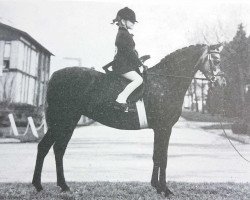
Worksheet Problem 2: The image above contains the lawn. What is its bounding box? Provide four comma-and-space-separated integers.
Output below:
181, 110, 235, 123
0, 182, 249, 200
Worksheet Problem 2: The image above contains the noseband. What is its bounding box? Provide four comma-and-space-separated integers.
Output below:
197, 47, 223, 83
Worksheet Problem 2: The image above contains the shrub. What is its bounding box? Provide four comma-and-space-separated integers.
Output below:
231, 119, 248, 135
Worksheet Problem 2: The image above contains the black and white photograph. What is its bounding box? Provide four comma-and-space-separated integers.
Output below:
0, 0, 250, 199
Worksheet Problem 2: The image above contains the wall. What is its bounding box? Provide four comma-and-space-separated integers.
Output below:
0, 25, 51, 107
0, 40, 50, 106
0, 71, 17, 102
37, 52, 50, 106
16, 39, 39, 105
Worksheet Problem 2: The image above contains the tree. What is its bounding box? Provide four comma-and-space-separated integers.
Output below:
221, 23, 249, 117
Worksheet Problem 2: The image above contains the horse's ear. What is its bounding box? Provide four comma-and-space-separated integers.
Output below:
209, 43, 223, 53
215, 42, 223, 52
217, 43, 224, 52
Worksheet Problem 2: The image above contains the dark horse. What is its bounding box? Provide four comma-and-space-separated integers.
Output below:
32, 44, 226, 196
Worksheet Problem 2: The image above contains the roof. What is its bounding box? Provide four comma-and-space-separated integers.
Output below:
0, 22, 54, 56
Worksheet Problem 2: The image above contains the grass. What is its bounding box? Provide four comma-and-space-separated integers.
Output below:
201, 124, 232, 130
181, 110, 235, 123
0, 182, 249, 200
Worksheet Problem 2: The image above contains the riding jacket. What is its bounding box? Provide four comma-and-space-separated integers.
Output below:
113, 27, 143, 74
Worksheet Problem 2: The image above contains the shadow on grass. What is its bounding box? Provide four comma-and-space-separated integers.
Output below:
201, 124, 232, 130
0, 182, 249, 200
181, 110, 235, 123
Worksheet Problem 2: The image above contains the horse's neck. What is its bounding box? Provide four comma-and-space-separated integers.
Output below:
149, 45, 203, 97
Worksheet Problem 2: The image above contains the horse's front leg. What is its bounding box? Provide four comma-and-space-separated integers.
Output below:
151, 127, 173, 197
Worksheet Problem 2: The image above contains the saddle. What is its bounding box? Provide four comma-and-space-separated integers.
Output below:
102, 55, 150, 104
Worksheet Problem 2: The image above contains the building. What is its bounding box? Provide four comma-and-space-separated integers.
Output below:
183, 74, 210, 113
0, 22, 53, 107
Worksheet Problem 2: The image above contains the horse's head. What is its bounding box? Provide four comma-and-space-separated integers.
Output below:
197, 43, 227, 87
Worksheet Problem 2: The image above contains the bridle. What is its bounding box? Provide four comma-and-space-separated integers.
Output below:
197, 46, 224, 84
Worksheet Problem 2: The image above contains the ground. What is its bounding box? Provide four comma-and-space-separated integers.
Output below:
0, 117, 249, 183
1, 182, 249, 200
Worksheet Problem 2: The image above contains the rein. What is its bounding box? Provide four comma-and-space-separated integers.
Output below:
146, 72, 215, 81
211, 89, 250, 163
145, 47, 221, 83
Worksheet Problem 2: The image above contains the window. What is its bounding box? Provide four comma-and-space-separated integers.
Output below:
4, 42, 11, 58
3, 60, 10, 69
3, 42, 11, 69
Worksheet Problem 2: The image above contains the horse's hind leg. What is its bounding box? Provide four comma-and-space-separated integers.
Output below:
52, 111, 81, 191
32, 129, 55, 191
53, 125, 75, 192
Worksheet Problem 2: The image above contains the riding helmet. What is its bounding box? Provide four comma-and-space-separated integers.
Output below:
112, 7, 138, 24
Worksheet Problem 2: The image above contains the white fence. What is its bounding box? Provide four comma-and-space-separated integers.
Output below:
7, 114, 94, 142
8, 113, 46, 142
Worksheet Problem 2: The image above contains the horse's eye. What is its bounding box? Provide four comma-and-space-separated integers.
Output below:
211, 53, 220, 60
214, 59, 220, 65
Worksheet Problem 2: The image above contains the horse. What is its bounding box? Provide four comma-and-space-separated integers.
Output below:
32, 43, 226, 197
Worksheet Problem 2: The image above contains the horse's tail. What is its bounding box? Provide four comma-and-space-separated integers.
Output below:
44, 71, 58, 129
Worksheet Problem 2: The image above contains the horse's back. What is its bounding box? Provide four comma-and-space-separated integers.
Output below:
47, 67, 100, 104
45, 66, 120, 113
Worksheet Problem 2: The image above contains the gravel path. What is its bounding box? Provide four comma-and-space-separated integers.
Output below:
0, 119, 250, 183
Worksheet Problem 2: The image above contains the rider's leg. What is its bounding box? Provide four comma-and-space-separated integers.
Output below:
116, 71, 143, 103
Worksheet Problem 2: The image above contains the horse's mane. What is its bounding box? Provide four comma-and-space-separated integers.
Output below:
151, 44, 205, 74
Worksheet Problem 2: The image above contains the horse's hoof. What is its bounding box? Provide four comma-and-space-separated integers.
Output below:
60, 185, 71, 192
151, 181, 162, 194
151, 181, 158, 189
164, 188, 174, 197
157, 189, 162, 194
32, 182, 43, 192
